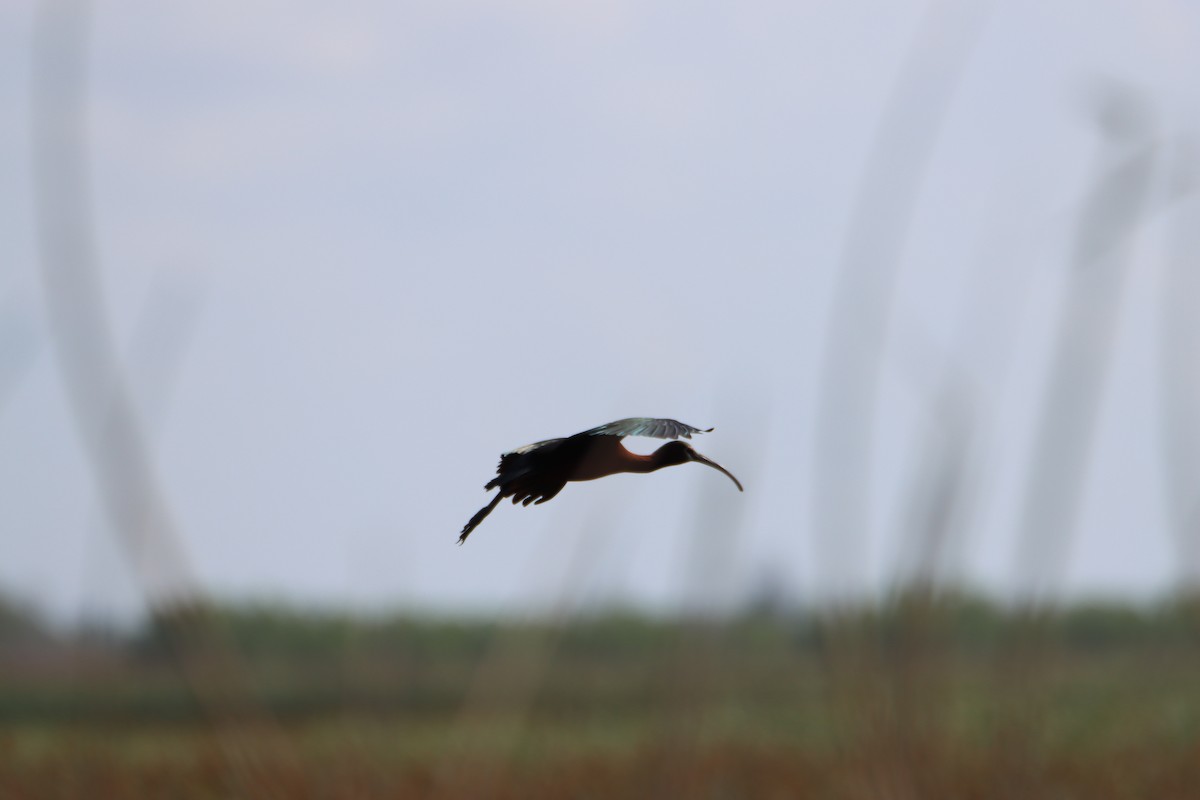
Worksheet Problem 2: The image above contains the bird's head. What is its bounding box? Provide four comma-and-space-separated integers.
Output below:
654, 441, 744, 492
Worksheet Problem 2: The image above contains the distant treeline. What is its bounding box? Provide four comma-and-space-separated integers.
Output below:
3, 589, 1199, 658
2, 589, 1198, 724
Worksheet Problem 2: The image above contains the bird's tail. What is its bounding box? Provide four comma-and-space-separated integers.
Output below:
459, 492, 503, 545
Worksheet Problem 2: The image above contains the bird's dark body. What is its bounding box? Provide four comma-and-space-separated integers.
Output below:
488, 435, 651, 502
459, 418, 743, 544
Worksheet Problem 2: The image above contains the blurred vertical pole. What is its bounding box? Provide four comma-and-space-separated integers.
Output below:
885, 374, 975, 799
1011, 90, 1156, 607
31, 3, 295, 794
893, 374, 974, 594
1159, 141, 1200, 594
678, 389, 768, 620
811, 0, 990, 604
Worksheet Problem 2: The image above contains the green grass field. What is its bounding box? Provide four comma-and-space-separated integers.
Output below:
2, 597, 1199, 798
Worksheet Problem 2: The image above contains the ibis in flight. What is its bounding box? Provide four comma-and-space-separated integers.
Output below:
458, 417, 743, 544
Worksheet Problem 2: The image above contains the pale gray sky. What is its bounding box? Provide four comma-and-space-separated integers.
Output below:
3, 1, 1200, 624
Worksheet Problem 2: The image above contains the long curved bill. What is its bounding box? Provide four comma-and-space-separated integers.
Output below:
691, 452, 744, 492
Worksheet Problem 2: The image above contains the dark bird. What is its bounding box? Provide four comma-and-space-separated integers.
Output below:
459, 418, 743, 544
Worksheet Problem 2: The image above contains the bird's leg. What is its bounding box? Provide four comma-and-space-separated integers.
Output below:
459, 492, 504, 545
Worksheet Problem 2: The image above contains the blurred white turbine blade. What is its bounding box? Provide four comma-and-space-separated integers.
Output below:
31, 0, 197, 608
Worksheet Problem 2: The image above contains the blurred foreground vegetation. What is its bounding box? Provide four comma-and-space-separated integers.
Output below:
2, 591, 1199, 798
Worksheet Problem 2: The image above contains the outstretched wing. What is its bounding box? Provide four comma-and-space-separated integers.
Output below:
508, 437, 562, 455
581, 417, 712, 440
